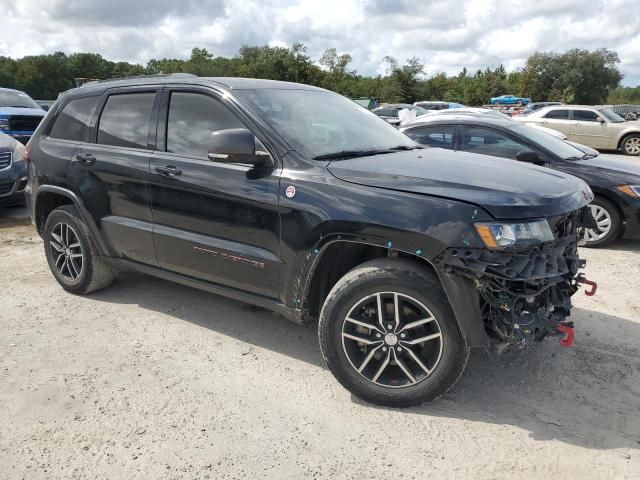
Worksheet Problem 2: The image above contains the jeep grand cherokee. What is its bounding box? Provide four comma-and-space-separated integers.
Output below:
26, 74, 594, 407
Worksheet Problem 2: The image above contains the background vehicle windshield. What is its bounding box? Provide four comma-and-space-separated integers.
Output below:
0, 90, 40, 109
236, 89, 415, 158
598, 108, 625, 123
509, 123, 588, 159
411, 105, 429, 116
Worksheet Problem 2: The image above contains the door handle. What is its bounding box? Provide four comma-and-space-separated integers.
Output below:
76, 153, 96, 165
155, 165, 182, 177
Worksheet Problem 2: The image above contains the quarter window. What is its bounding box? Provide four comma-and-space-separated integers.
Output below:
459, 126, 532, 159
97, 92, 155, 149
49, 96, 100, 142
405, 125, 454, 149
543, 109, 569, 120
166, 92, 244, 158
573, 110, 600, 122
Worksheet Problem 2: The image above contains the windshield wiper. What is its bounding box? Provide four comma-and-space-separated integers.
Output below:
389, 145, 423, 150
312, 145, 423, 160
312, 149, 395, 160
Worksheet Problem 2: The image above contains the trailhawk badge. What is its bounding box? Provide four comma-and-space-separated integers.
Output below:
285, 185, 296, 198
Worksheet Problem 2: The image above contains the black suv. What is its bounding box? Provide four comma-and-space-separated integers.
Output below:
26, 74, 595, 407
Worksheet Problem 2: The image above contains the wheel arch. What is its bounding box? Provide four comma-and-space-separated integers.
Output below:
617, 131, 640, 151
300, 238, 489, 349
34, 186, 109, 255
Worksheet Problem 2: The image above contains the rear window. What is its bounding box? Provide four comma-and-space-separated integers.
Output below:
49, 96, 100, 142
97, 93, 155, 149
543, 109, 569, 120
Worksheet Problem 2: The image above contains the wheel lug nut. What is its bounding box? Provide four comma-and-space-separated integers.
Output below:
387, 324, 393, 330
397, 347, 403, 352
400, 333, 406, 338
376, 333, 382, 338
382, 347, 387, 352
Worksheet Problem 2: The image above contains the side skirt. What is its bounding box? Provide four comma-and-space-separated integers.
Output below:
110, 258, 303, 324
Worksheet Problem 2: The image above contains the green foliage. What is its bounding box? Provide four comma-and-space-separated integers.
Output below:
607, 86, 640, 104
0, 44, 629, 105
519, 49, 622, 104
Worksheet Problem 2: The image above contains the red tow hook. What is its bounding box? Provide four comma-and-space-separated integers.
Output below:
577, 274, 598, 296
556, 324, 575, 347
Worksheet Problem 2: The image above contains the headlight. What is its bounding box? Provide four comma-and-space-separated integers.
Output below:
617, 185, 640, 198
474, 219, 554, 249
0, 118, 9, 130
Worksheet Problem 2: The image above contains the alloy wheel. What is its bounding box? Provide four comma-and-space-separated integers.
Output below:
584, 205, 612, 243
341, 292, 443, 388
624, 137, 640, 155
49, 222, 84, 281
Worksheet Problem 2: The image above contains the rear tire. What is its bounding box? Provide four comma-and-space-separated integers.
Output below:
318, 259, 468, 407
621, 134, 640, 156
583, 197, 622, 248
43, 205, 115, 294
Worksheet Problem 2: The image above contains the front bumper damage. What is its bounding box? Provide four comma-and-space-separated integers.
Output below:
435, 208, 595, 351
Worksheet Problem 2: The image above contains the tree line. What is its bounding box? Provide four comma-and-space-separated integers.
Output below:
0, 44, 634, 105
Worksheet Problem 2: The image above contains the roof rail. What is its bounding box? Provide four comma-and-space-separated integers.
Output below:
81, 73, 197, 87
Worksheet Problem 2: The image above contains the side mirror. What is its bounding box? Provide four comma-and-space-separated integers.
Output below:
41, 105, 50, 112
597, 117, 605, 123
516, 149, 544, 165
208, 128, 273, 168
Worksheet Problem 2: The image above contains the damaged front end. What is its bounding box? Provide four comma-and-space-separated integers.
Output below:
436, 208, 596, 351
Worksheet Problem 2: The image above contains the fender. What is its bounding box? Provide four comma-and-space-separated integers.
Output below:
293, 233, 490, 349
34, 185, 110, 256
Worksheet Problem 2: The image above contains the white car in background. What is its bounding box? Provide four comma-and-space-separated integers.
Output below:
515, 105, 640, 155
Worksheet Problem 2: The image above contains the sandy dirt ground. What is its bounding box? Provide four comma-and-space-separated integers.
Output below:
1, 194, 640, 479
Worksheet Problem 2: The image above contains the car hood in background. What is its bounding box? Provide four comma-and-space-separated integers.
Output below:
0, 106, 46, 117
564, 155, 640, 185
327, 149, 591, 219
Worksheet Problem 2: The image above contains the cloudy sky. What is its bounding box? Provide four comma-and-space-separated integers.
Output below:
3, 0, 640, 85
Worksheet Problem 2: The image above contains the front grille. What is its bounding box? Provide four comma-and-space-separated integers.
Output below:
8, 115, 43, 132
0, 151, 11, 169
0, 182, 13, 195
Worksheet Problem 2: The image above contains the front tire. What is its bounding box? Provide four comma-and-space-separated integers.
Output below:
318, 259, 468, 407
43, 205, 115, 294
621, 134, 640, 156
583, 197, 622, 247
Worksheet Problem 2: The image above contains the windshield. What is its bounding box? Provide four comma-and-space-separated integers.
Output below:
0, 90, 40, 109
598, 108, 625, 123
411, 106, 429, 116
509, 123, 588, 160
236, 89, 416, 158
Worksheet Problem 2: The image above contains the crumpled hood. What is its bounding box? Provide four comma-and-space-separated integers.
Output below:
0, 106, 46, 117
327, 149, 592, 219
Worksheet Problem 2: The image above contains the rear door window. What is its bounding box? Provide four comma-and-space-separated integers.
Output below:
543, 109, 569, 120
405, 125, 455, 149
49, 96, 100, 142
97, 92, 155, 149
